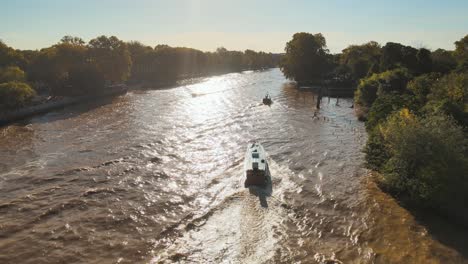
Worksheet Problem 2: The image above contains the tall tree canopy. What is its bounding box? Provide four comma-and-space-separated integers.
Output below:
280, 32, 330, 83
87, 35, 132, 83
431, 49, 457, 74
27, 38, 88, 94
1, 35, 279, 105
454, 34, 468, 62
379, 42, 432, 74
59, 36, 85, 46
128, 44, 277, 84
340, 41, 381, 81
0, 41, 26, 69
0, 66, 26, 83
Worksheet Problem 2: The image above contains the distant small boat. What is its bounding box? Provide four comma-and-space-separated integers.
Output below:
244, 142, 270, 187
262, 94, 272, 105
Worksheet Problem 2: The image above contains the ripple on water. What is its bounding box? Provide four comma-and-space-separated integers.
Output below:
0, 69, 466, 263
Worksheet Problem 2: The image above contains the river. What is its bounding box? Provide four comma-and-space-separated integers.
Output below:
0, 68, 466, 264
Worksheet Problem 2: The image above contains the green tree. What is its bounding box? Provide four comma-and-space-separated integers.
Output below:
354, 77, 380, 107
355, 68, 412, 107
0, 40, 26, 68
59, 36, 85, 46
0, 82, 36, 109
127, 41, 152, 58
88, 35, 132, 83
54, 41, 87, 69
364, 127, 389, 172
127, 41, 155, 82
431, 49, 457, 74
424, 72, 468, 127
366, 92, 416, 130
379, 42, 431, 74
376, 67, 412, 94
27, 47, 64, 90
380, 42, 405, 71
0, 66, 26, 83
142, 46, 179, 84
340, 41, 381, 81
378, 110, 468, 220
416, 48, 432, 74
407, 73, 441, 105
280, 32, 331, 83
454, 34, 468, 62
28, 40, 87, 94
244, 49, 258, 69
65, 64, 105, 96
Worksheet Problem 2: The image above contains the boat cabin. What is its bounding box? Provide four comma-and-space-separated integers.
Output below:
244, 143, 268, 187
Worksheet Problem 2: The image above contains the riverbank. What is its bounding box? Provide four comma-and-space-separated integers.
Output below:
0, 69, 276, 127
0, 85, 127, 126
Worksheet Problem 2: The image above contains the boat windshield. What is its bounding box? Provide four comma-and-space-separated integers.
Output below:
252, 153, 260, 158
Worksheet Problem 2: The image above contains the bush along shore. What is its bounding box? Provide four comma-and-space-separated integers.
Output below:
354, 39, 468, 224
280, 32, 467, 224
0, 35, 280, 124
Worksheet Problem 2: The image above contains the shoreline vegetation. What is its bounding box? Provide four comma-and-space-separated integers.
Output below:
280, 32, 468, 225
0, 84, 127, 126
2, 32, 467, 226
0, 35, 280, 124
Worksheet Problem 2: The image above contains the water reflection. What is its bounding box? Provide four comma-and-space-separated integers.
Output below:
0, 69, 466, 263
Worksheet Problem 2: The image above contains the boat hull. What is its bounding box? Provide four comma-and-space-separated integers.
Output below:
244, 163, 269, 187
262, 98, 272, 105
244, 142, 269, 188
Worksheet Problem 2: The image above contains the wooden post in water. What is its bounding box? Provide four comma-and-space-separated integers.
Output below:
316, 86, 322, 109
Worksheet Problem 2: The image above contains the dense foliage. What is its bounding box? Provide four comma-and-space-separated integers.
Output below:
423, 72, 468, 126
0, 65, 35, 110
370, 110, 467, 220
0, 36, 279, 110
128, 43, 278, 85
278, 31, 468, 222
280, 33, 331, 83
355, 68, 412, 108
0, 81, 36, 109
2, 31, 468, 223
0, 41, 27, 69
0, 66, 26, 83
61, 65, 105, 96
88, 36, 132, 83
354, 34, 468, 223
340, 41, 381, 82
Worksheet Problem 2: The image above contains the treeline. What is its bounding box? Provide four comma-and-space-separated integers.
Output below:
281, 32, 468, 223
280, 32, 465, 86
128, 44, 279, 85
0, 35, 279, 111
356, 36, 467, 223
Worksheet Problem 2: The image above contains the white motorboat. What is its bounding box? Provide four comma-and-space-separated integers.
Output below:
244, 142, 269, 187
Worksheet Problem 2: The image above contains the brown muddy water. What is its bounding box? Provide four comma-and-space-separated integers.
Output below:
0, 69, 467, 264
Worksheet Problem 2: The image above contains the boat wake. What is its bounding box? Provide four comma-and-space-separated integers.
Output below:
150, 158, 302, 263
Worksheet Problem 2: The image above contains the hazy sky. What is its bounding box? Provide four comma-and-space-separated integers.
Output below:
1, 0, 467, 53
